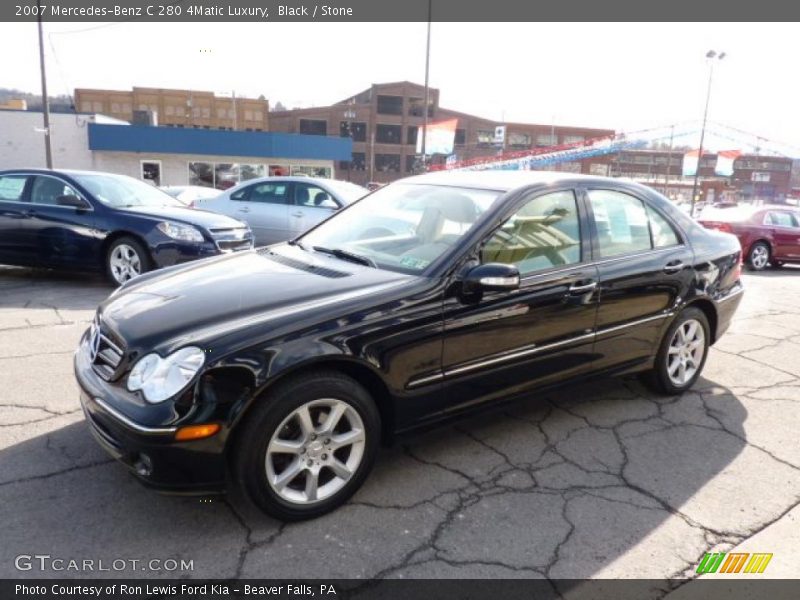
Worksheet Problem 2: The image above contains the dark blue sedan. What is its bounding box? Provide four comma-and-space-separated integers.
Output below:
0, 169, 253, 285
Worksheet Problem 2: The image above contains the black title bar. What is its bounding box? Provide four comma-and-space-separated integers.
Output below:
4, 0, 800, 22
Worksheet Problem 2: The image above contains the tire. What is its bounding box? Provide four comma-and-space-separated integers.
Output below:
232, 371, 380, 521
640, 307, 711, 395
746, 241, 770, 271
105, 236, 152, 286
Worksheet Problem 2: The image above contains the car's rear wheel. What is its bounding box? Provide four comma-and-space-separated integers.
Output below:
106, 236, 151, 286
746, 241, 770, 271
232, 371, 380, 520
640, 307, 710, 395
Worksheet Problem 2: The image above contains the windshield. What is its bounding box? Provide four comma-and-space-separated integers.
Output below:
299, 183, 502, 274
72, 173, 184, 209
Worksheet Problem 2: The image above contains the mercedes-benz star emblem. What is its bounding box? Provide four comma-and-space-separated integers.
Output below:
89, 327, 101, 363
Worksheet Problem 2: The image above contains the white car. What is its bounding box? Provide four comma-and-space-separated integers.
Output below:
195, 176, 367, 246
160, 185, 221, 207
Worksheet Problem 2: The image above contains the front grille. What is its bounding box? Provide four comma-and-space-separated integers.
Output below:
89, 322, 125, 381
210, 227, 253, 253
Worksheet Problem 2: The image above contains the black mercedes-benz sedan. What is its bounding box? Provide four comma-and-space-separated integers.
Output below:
74, 171, 744, 520
0, 169, 253, 285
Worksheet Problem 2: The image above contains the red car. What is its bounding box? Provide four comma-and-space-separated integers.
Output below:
698, 205, 800, 271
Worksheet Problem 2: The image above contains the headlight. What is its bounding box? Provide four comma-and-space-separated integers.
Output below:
156, 221, 205, 243
127, 346, 205, 404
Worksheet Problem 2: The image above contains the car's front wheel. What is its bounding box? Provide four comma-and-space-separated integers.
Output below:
106, 236, 151, 286
233, 371, 380, 520
641, 307, 710, 395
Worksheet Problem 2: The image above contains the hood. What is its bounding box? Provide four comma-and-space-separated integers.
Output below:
98, 245, 415, 355
119, 205, 246, 230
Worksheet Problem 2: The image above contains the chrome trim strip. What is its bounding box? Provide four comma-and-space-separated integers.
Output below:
99, 333, 123, 357
443, 331, 597, 380
406, 372, 445, 388
715, 285, 745, 304
93, 397, 177, 435
593, 245, 685, 266
595, 312, 673, 337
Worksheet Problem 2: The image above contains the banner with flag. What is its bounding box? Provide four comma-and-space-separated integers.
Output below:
714, 150, 742, 176
682, 150, 699, 177
416, 118, 458, 155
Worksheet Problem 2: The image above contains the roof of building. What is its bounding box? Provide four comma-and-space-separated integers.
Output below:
86, 123, 351, 160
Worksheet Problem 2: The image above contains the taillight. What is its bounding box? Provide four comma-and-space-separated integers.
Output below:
700, 221, 733, 233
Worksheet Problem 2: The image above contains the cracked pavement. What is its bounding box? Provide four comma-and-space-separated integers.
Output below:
1, 264, 799, 588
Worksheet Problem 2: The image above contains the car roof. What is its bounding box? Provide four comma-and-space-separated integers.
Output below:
399, 169, 603, 192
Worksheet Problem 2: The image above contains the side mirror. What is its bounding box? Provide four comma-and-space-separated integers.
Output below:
463, 263, 520, 293
57, 194, 90, 209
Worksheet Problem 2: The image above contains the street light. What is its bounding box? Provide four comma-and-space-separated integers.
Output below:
690, 50, 726, 217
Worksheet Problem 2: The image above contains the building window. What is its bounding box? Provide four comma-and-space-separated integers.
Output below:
455, 129, 466, 145
140, 160, 162, 186
535, 133, 556, 147
376, 95, 403, 115
269, 165, 290, 176
562, 134, 585, 144
405, 155, 422, 173
408, 97, 434, 117
254, 111, 263, 121
122, 103, 131, 113
477, 130, 495, 146
189, 162, 214, 188
111, 102, 121, 113
202, 107, 211, 119
291, 165, 332, 178
92, 101, 103, 112
508, 132, 531, 149
299, 119, 328, 136
406, 126, 418, 146
375, 153, 401, 173
340, 121, 367, 142
351, 152, 366, 171
80, 101, 92, 112
244, 110, 254, 121
376, 124, 402, 144
216, 107, 227, 118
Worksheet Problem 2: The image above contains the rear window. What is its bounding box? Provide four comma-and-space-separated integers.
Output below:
0, 175, 27, 201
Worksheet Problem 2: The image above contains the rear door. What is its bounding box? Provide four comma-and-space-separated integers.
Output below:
289, 182, 340, 236
765, 210, 800, 261
231, 181, 291, 246
438, 188, 599, 412
27, 174, 98, 268
587, 188, 693, 370
0, 173, 34, 264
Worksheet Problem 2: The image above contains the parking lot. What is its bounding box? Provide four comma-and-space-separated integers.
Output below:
1, 264, 799, 583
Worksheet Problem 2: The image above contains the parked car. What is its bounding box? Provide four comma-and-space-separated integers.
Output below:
75, 171, 744, 520
195, 176, 367, 246
0, 169, 253, 285
697, 204, 800, 270
159, 185, 220, 207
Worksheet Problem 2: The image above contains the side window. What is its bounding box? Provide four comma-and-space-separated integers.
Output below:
481, 190, 581, 275
295, 184, 337, 209
230, 186, 249, 201
767, 212, 797, 228
0, 175, 28, 202
646, 206, 680, 247
248, 183, 289, 205
588, 190, 651, 257
30, 177, 81, 206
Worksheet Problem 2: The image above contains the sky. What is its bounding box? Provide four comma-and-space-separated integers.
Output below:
2, 21, 799, 155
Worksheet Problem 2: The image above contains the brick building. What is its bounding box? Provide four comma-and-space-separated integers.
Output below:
268, 81, 615, 186
74, 87, 269, 131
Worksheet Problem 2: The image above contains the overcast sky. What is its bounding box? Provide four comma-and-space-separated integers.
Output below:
2, 22, 798, 155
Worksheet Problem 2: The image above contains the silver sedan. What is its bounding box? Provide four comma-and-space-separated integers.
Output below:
195, 176, 367, 246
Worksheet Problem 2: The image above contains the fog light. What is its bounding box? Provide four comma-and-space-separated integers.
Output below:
134, 453, 153, 477
175, 423, 221, 441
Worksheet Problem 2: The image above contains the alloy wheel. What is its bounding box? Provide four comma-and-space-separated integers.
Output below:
109, 244, 142, 284
265, 398, 366, 505
750, 245, 769, 270
666, 318, 706, 386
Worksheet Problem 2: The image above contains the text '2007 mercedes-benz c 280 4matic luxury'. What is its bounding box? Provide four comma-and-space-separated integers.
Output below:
75, 171, 744, 520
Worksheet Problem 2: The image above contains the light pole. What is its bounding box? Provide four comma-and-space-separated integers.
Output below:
690, 50, 726, 217
36, 0, 53, 168
419, 0, 432, 170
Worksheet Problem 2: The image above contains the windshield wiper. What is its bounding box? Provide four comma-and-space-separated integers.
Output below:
313, 246, 377, 268
287, 239, 306, 250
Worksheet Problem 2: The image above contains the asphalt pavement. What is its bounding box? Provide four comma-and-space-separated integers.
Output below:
1, 264, 799, 587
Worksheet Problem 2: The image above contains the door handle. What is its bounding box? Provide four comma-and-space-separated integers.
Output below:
291, 211, 304, 218
663, 260, 684, 274
238, 207, 250, 213
568, 281, 597, 294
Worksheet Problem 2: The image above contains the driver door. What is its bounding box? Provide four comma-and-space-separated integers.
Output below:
440, 188, 599, 410
290, 182, 340, 237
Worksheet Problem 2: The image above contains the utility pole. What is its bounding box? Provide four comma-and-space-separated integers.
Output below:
664, 124, 675, 198
690, 50, 725, 217
232, 90, 237, 130
36, 0, 53, 168
419, 0, 432, 169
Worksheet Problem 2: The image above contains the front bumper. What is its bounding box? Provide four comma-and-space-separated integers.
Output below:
149, 237, 254, 268
74, 332, 227, 494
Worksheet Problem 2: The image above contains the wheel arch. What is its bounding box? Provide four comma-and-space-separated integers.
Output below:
100, 230, 153, 269
684, 298, 719, 344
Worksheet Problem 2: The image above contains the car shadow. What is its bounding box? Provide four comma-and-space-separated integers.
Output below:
0, 373, 749, 584
0, 266, 112, 311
